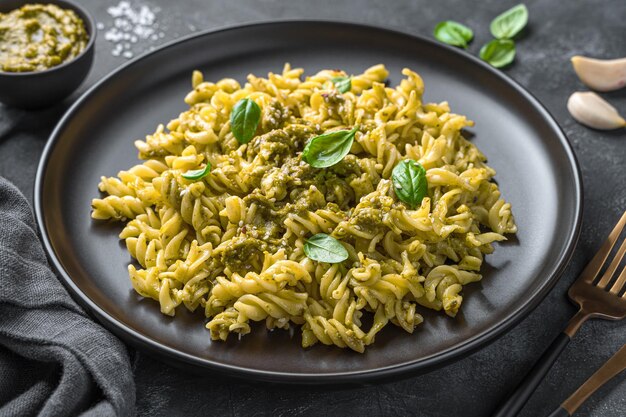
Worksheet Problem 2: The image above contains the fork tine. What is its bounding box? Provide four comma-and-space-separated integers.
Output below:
596, 236, 626, 289
581, 211, 626, 284
609, 265, 626, 295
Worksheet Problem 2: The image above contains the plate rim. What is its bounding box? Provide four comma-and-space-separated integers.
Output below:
34, 19, 583, 383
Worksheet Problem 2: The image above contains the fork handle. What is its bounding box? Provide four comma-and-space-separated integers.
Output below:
546, 407, 570, 417
492, 332, 571, 417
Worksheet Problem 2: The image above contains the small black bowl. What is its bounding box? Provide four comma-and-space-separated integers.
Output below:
0, 0, 96, 109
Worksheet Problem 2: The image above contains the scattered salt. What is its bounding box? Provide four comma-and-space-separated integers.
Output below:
101, 1, 165, 59
111, 44, 123, 57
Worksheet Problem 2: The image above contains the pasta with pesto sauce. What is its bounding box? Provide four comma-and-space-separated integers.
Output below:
91, 64, 516, 352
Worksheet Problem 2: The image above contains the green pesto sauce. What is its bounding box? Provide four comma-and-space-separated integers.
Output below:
0, 3, 89, 72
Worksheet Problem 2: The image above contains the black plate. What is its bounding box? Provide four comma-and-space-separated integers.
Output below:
34, 21, 582, 383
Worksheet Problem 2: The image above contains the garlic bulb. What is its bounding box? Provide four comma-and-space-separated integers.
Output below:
571, 56, 626, 92
567, 92, 626, 130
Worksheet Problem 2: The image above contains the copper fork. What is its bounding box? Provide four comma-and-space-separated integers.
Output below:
493, 210, 626, 417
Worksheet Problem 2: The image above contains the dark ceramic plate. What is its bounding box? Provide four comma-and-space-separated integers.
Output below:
35, 21, 582, 383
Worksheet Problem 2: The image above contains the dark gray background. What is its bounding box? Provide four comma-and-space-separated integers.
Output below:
1, 0, 624, 416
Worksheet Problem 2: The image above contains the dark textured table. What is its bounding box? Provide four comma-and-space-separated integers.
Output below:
1, 0, 625, 416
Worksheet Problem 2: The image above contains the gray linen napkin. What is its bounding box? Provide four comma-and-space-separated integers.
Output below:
0, 177, 135, 416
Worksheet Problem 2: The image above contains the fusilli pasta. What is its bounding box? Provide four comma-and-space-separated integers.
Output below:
92, 64, 516, 352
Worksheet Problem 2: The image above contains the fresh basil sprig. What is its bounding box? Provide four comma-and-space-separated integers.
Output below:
479, 39, 516, 68
490, 4, 528, 39
433, 21, 474, 49
302, 126, 358, 168
331, 76, 352, 93
181, 162, 211, 180
304, 233, 349, 263
392, 160, 428, 209
230, 98, 261, 144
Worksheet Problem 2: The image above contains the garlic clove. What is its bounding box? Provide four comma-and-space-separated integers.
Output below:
571, 56, 626, 92
567, 91, 626, 130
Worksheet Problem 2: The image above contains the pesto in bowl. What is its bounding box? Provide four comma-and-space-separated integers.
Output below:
0, 3, 89, 72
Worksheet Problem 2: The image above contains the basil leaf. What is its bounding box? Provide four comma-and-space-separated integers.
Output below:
302, 126, 358, 168
230, 98, 261, 144
490, 4, 528, 39
479, 39, 516, 68
331, 76, 352, 93
304, 233, 349, 263
433, 21, 474, 48
392, 160, 428, 209
181, 162, 211, 180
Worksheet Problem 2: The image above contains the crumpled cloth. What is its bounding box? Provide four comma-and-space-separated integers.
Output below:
0, 177, 135, 416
